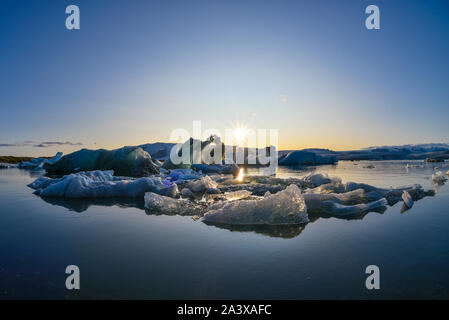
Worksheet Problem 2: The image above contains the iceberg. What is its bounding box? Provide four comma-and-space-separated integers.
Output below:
162, 137, 218, 170
203, 184, 308, 225
44, 147, 159, 177
278, 150, 337, 166
138, 142, 175, 161
28, 170, 177, 198
18, 152, 62, 170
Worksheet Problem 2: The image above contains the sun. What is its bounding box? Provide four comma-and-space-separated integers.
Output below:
234, 127, 247, 142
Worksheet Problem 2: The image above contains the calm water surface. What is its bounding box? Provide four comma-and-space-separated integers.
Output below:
1, 161, 449, 299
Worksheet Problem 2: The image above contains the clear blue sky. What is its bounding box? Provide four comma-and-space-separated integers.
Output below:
1, 0, 448, 156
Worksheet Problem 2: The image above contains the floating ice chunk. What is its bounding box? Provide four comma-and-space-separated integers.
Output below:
306, 181, 348, 194
432, 171, 447, 184
224, 190, 252, 201
187, 175, 218, 193
18, 152, 62, 170
28, 170, 176, 198
304, 179, 433, 211
219, 183, 284, 196
203, 184, 308, 225
402, 191, 413, 208
29, 170, 114, 190
303, 173, 341, 188
180, 188, 195, 199
0, 163, 17, 169
303, 189, 376, 214
191, 163, 239, 175
166, 168, 204, 184
205, 188, 221, 194
144, 192, 204, 215
44, 147, 158, 177
316, 198, 388, 216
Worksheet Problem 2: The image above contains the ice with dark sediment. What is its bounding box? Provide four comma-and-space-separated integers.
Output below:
312, 198, 389, 216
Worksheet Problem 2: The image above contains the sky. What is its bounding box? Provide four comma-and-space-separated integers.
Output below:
1, 0, 449, 156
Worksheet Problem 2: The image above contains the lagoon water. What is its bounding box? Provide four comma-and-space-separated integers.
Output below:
1, 161, 449, 299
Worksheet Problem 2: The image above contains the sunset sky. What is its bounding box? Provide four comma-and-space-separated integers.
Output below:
1, 0, 449, 156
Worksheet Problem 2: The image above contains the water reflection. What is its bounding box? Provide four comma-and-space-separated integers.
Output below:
40, 196, 145, 213
310, 206, 388, 221
38, 194, 390, 239
203, 222, 306, 239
